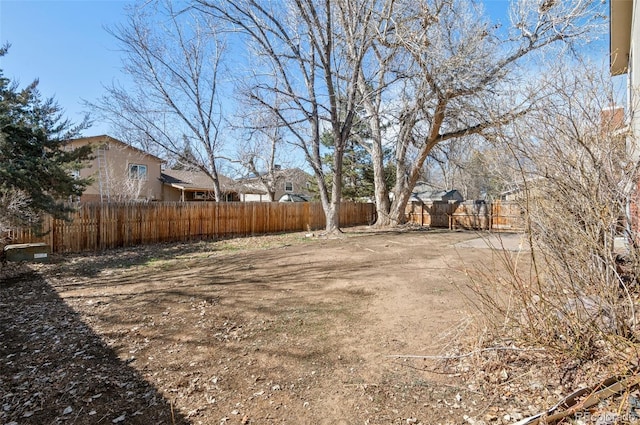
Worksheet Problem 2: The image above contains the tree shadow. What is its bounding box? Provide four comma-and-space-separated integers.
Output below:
0, 270, 190, 425
48, 227, 431, 279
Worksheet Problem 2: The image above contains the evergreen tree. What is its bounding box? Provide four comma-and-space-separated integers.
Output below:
311, 132, 395, 202
0, 45, 92, 232
311, 97, 394, 202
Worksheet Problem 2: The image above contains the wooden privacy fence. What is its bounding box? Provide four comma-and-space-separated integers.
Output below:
407, 200, 525, 231
10, 201, 376, 253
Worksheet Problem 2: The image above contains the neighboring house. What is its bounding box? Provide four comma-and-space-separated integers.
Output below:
236, 167, 314, 202
498, 177, 546, 201
611, 0, 638, 145
67, 135, 164, 202
500, 186, 526, 202
611, 0, 640, 237
161, 169, 239, 202
410, 183, 464, 203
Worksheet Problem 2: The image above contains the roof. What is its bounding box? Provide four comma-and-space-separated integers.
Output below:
236, 167, 313, 195
237, 167, 312, 183
411, 186, 463, 202
610, 0, 633, 75
161, 169, 237, 192
278, 193, 311, 202
237, 178, 269, 194
68, 135, 165, 163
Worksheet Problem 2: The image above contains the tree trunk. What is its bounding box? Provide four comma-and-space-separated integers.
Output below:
207, 154, 224, 202
211, 178, 223, 202
325, 142, 345, 233
370, 143, 391, 227
387, 187, 413, 226
325, 203, 341, 233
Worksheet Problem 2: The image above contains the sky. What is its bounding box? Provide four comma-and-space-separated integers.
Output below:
0, 0, 130, 135
0, 0, 612, 139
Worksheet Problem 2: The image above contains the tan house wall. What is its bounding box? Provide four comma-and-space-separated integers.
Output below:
162, 186, 183, 202
239, 168, 313, 202
68, 135, 164, 202
240, 193, 271, 202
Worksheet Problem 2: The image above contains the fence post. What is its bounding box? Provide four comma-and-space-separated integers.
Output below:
95, 203, 101, 250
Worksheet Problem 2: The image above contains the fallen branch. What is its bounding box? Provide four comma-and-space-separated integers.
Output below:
513, 369, 640, 425
387, 346, 546, 360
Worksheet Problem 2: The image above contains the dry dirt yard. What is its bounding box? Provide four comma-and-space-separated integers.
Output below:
2, 228, 545, 425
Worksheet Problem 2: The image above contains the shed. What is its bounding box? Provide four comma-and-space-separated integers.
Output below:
278, 193, 311, 202
410, 184, 464, 203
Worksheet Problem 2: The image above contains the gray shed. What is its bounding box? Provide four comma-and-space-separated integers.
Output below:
410, 184, 464, 203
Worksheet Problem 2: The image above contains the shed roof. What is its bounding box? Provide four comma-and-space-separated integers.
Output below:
278, 193, 311, 202
411, 186, 463, 202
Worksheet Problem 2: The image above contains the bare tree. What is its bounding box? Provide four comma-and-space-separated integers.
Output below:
0, 188, 39, 246
103, 162, 147, 202
237, 131, 281, 202
356, 0, 604, 226
423, 138, 516, 200
194, 0, 376, 232
232, 92, 298, 201
421, 140, 471, 195
89, 0, 229, 201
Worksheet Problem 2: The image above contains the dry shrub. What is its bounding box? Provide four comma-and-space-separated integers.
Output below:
471, 63, 640, 367
0, 187, 40, 246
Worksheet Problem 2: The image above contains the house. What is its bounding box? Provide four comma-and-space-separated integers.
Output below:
611, 1, 640, 150
498, 176, 547, 201
611, 0, 640, 237
236, 167, 314, 202
67, 135, 164, 202
161, 169, 239, 202
69, 135, 240, 203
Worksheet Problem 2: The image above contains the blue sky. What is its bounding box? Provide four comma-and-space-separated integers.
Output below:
0, 0, 611, 138
0, 0, 130, 135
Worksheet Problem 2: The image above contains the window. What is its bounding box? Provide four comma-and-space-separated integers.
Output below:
70, 170, 81, 179
128, 164, 147, 180
284, 181, 293, 192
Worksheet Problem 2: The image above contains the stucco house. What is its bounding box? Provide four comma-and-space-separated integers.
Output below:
69, 135, 239, 203
161, 169, 239, 202
611, 1, 640, 144
611, 0, 636, 120
67, 135, 164, 202
611, 0, 640, 237
236, 167, 314, 202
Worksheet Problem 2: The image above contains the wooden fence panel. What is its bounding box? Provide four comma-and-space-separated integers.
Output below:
491, 201, 525, 231
451, 201, 490, 230
7, 201, 375, 253
407, 200, 524, 232
6, 200, 525, 254
407, 201, 455, 227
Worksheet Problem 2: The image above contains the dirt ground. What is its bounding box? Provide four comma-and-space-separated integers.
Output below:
1, 228, 545, 425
